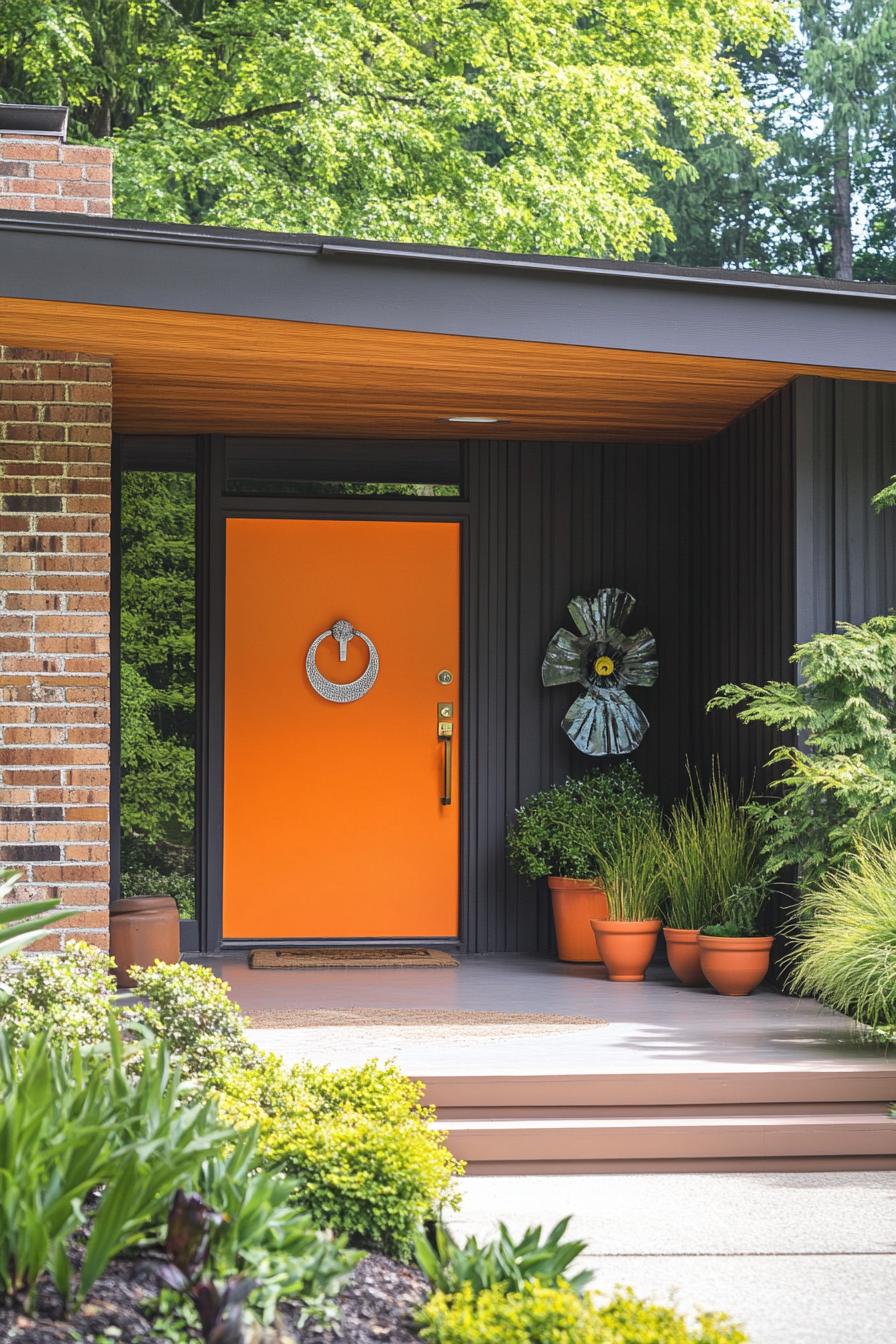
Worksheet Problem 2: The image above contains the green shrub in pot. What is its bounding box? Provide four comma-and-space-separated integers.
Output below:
699, 883, 774, 997
505, 762, 659, 880
701, 882, 768, 938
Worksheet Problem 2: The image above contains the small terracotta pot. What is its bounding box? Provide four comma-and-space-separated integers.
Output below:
698, 933, 774, 997
590, 918, 662, 982
548, 877, 609, 963
110, 895, 180, 989
663, 927, 708, 987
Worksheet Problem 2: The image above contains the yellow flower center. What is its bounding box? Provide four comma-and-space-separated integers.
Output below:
594, 655, 615, 677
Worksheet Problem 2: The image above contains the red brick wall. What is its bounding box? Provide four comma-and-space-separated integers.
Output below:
0, 347, 113, 949
0, 138, 112, 215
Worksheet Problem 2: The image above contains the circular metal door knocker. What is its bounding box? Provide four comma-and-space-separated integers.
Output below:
305, 618, 379, 703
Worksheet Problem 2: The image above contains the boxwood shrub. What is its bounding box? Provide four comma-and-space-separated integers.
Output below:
0, 940, 116, 1048
215, 1054, 462, 1260
505, 762, 660, 881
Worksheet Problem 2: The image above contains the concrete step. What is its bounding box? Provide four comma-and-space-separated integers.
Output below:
421, 1066, 896, 1173
439, 1108, 896, 1173
419, 1065, 896, 1110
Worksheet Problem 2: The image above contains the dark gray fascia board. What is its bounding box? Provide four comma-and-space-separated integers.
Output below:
1, 211, 894, 373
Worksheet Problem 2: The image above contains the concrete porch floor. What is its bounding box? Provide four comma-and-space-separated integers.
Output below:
199, 952, 888, 1078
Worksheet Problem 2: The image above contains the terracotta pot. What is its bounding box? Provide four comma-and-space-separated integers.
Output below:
548, 877, 608, 963
663, 927, 708, 987
698, 933, 774, 997
590, 918, 661, 982
110, 895, 180, 989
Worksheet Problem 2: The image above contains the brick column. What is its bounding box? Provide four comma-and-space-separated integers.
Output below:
0, 139, 112, 215
0, 348, 113, 949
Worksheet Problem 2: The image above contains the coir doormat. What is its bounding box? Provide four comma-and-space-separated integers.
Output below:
247, 947, 459, 970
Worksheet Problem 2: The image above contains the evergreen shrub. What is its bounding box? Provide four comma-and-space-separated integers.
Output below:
506, 762, 659, 881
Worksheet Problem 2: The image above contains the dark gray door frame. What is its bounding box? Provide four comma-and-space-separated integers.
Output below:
199, 439, 472, 953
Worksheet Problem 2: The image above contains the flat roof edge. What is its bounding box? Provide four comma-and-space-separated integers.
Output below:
0, 210, 894, 304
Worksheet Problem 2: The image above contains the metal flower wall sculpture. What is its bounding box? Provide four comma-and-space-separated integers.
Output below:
542, 590, 658, 756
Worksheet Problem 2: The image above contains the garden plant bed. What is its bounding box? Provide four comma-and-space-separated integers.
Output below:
0, 1250, 430, 1343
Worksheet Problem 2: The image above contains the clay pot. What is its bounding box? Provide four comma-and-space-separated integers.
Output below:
698, 933, 774, 997
110, 895, 180, 989
663, 927, 708, 987
548, 877, 609, 963
590, 918, 662, 982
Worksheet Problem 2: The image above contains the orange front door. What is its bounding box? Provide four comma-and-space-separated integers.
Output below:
222, 518, 460, 939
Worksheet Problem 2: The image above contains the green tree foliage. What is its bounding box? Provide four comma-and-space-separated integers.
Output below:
119, 472, 195, 877
0, 0, 784, 258
649, 2, 896, 279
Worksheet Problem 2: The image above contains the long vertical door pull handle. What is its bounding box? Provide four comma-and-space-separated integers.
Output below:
437, 701, 454, 806
441, 735, 453, 806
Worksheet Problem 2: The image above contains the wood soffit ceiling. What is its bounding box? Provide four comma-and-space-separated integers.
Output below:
2, 295, 895, 442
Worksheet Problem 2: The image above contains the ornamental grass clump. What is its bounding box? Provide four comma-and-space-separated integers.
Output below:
662, 766, 760, 931
600, 817, 665, 922
786, 839, 896, 1037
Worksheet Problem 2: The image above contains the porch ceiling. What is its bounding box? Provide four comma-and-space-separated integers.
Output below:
2, 295, 895, 442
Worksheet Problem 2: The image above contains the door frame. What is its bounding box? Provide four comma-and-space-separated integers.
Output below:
200, 438, 472, 952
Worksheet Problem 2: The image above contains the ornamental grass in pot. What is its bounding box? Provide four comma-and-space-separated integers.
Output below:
590, 819, 665, 981
698, 883, 773, 996
506, 763, 659, 963
661, 765, 759, 987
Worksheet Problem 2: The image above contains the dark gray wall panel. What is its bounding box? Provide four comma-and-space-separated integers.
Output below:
464, 439, 691, 954
461, 396, 797, 953
794, 377, 896, 637
685, 385, 795, 793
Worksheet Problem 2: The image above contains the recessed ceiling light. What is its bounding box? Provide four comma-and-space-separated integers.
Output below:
442, 415, 503, 424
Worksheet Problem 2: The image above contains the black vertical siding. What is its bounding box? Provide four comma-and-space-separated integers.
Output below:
463, 395, 799, 954
794, 376, 896, 635
464, 439, 691, 954
685, 385, 795, 793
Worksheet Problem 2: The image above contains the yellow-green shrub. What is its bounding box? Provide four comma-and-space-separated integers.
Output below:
417, 1281, 604, 1343
215, 1054, 462, 1259
0, 940, 116, 1048
597, 1289, 747, 1343
417, 1283, 747, 1344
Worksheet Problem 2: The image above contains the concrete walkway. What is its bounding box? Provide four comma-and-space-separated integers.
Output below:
447, 1171, 896, 1344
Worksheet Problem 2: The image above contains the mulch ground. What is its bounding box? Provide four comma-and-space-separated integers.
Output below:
0, 1252, 430, 1344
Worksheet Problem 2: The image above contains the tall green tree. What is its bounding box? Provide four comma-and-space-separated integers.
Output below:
0, 0, 785, 258
119, 472, 196, 876
650, 2, 896, 279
